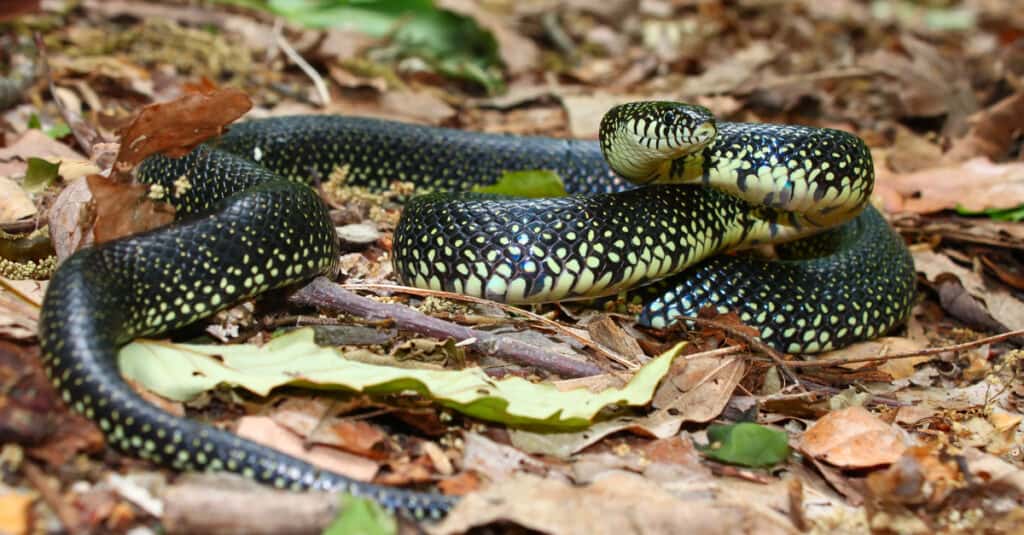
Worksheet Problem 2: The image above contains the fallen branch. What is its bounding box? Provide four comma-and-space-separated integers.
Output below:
340, 282, 637, 370
163, 475, 337, 535
291, 277, 602, 378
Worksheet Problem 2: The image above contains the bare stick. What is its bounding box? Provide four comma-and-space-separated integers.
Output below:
291, 277, 602, 377
273, 20, 330, 107
23, 462, 83, 535
341, 282, 639, 370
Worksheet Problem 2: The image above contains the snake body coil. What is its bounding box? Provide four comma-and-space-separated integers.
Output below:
39, 103, 916, 519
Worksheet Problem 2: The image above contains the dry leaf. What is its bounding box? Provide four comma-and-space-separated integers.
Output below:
946, 91, 1024, 162
234, 416, 379, 482
0, 278, 44, 339
114, 88, 252, 170
270, 398, 392, 460
0, 177, 35, 222
652, 352, 746, 423
798, 406, 907, 468
461, 432, 553, 481
87, 175, 176, 245
881, 125, 944, 174
817, 337, 930, 380
430, 472, 798, 535
864, 445, 961, 505
876, 158, 1024, 214
508, 411, 685, 459
0, 129, 87, 177
914, 249, 1024, 331
687, 42, 777, 95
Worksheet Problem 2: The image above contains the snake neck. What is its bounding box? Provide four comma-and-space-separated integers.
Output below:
649, 122, 874, 230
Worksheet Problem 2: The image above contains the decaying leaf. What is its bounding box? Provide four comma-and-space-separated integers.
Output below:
114, 88, 252, 171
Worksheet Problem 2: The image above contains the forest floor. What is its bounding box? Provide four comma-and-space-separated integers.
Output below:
0, 0, 1022, 533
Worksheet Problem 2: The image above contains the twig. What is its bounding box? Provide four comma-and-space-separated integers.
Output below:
341, 282, 639, 370
786, 328, 1024, 369
272, 20, 330, 107
163, 475, 338, 535
23, 462, 83, 535
291, 277, 602, 377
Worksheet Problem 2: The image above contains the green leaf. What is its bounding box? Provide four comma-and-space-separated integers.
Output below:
224, 0, 503, 92
322, 495, 397, 535
955, 203, 1024, 222
699, 422, 791, 467
472, 170, 567, 198
23, 158, 60, 193
45, 122, 71, 139
119, 328, 684, 430
27, 113, 41, 130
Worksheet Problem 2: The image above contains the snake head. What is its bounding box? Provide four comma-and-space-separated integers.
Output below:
600, 101, 717, 184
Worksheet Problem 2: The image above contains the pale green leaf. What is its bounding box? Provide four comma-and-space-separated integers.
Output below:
322, 495, 396, 535
119, 328, 683, 430
472, 170, 567, 198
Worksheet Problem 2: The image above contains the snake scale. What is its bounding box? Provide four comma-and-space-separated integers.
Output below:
38, 102, 916, 519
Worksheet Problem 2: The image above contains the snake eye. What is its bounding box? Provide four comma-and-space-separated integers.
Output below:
661, 110, 677, 124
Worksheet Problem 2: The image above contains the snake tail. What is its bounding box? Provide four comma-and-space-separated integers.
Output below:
39, 148, 456, 519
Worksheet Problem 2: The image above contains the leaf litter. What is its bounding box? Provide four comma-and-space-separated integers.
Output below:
0, 1, 1023, 533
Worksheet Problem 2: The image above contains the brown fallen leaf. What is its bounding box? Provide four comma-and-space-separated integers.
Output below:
0, 281, 42, 340
880, 124, 944, 174
234, 415, 380, 482
875, 158, 1024, 214
0, 340, 105, 466
651, 350, 746, 423
114, 87, 252, 172
435, 471, 481, 497
461, 431, 554, 481
430, 472, 798, 535
508, 411, 685, 459
945, 91, 1024, 163
980, 252, 1024, 290
584, 314, 646, 365
0, 128, 87, 178
914, 249, 1024, 332
87, 174, 175, 245
817, 337, 931, 381
797, 406, 907, 468
0, 177, 35, 222
269, 397, 393, 461
865, 445, 962, 506
691, 42, 778, 96
858, 35, 975, 132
